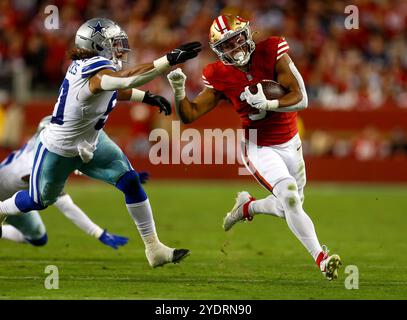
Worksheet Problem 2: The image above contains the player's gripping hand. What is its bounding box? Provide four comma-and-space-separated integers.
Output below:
142, 91, 172, 116
166, 42, 202, 66
243, 83, 268, 109
98, 230, 129, 250
167, 68, 187, 100
138, 171, 150, 184
243, 83, 279, 111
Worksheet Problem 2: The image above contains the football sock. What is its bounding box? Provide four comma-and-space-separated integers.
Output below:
1, 225, 26, 243
249, 195, 285, 218
273, 178, 322, 261
54, 194, 104, 238
126, 199, 160, 249
0, 193, 20, 215
1, 190, 46, 215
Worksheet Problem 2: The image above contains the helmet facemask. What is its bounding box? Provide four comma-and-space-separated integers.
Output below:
101, 32, 130, 71
211, 24, 255, 67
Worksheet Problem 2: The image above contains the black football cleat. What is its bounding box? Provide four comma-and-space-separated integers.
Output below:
172, 249, 190, 264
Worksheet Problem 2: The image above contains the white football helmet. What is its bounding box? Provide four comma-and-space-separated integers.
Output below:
75, 17, 130, 70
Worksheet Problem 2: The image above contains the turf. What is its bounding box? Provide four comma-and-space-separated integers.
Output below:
0, 180, 406, 299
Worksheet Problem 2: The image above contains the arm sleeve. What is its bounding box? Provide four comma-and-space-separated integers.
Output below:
99, 55, 170, 91
273, 61, 308, 112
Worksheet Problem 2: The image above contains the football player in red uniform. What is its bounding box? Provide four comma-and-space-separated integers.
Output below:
167, 15, 342, 280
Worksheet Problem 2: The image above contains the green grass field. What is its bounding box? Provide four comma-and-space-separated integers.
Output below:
1, 180, 406, 299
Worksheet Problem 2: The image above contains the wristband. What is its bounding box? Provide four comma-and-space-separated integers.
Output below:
265, 99, 279, 111
153, 56, 170, 73
130, 89, 145, 102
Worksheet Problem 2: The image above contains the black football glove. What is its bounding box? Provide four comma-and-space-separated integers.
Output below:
142, 91, 172, 116
166, 42, 202, 66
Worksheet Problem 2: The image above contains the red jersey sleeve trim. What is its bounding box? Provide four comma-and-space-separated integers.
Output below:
276, 37, 289, 60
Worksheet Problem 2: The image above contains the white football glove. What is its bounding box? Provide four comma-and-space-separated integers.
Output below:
244, 83, 279, 111
167, 68, 187, 100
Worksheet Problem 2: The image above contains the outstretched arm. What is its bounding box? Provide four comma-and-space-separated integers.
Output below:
53, 193, 128, 250
167, 68, 222, 124
89, 42, 202, 94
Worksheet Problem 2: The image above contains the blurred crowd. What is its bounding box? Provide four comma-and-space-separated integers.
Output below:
303, 126, 407, 160
1, 0, 407, 159
1, 0, 407, 109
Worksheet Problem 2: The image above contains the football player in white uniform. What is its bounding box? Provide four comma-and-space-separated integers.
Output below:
0, 116, 136, 249
0, 18, 202, 267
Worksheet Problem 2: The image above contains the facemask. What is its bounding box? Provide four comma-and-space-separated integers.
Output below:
233, 51, 245, 63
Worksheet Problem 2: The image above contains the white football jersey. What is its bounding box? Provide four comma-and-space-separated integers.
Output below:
40, 56, 118, 157
0, 135, 37, 200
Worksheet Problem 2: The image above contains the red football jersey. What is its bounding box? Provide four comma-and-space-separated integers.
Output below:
202, 36, 298, 146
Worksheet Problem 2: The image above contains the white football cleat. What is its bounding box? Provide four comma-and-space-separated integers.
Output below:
223, 191, 255, 231
319, 245, 342, 281
145, 242, 190, 268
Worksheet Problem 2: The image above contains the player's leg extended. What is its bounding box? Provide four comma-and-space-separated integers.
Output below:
80, 131, 189, 267
2, 211, 48, 246
272, 134, 341, 280
0, 142, 76, 216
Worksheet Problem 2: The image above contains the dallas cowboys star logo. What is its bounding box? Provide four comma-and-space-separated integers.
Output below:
88, 21, 106, 37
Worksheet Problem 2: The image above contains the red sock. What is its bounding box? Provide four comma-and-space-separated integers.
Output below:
242, 196, 256, 221
316, 251, 325, 267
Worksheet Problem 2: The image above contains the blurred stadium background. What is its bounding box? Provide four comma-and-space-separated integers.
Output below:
1, 0, 407, 300
1, 0, 407, 183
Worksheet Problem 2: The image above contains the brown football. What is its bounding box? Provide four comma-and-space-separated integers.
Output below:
248, 80, 287, 100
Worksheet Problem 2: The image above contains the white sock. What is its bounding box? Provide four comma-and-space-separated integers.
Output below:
126, 199, 160, 249
1, 225, 27, 243
0, 193, 21, 215
54, 194, 104, 238
249, 195, 285, 218
273, 178, 322, 260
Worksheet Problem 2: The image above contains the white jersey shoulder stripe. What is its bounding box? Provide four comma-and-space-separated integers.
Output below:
81, 57, 116, 78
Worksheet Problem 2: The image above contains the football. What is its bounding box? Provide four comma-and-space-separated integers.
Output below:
248, 80, 287, 99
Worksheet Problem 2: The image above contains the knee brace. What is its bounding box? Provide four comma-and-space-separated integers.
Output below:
273, 178, 302, 211
15, 190, 48, 213
116, 170, 147, 204
27, 233, 48, 247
